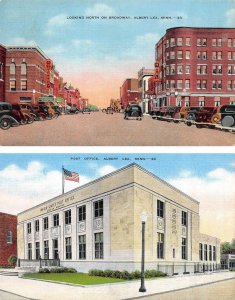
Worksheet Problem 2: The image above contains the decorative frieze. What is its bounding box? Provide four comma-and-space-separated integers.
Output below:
157, 217, 164, 231
78, 221, 86, 233
93, 217, 103, 231
65, 224, 72, 235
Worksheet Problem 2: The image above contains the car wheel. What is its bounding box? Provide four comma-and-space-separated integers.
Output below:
0, 118, 11, 130
27, 116, 34, 124
221, 116, 234, 127
20, 118, 27, 125
187, 113, 196, 121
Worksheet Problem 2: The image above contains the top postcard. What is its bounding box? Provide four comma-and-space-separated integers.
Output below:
0, 0, 235, 146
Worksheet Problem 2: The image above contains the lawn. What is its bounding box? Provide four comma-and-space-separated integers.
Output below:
23, 272, 126, 285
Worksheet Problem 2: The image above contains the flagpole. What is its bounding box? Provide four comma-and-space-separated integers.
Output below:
62, 166, 64, 194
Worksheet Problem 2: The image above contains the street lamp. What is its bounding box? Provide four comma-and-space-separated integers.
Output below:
139, 211, 148, 293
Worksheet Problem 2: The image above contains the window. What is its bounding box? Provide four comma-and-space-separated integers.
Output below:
185, 51, 190, 59
10, 62, 16, 75
78, 205, 86, 221
177, 50, 183, 59
28, 243, 32, 260
10, 80, 16, 91
228, 38, 232, 47
35, 220, 39, 232
21, 80, 27, 91
227, 80, 232, 90
209, 245, 212, 261
170, 51, 175, 60
218, 80, 222, 89
65, 209, 71, 225
212, 38, 216, 47
170, 38, 175, 47
94, 200, 103, 218
185, 65, 190, 74
79, 235, 86, 259
157, 200, 164, 218
228, 52, 232, 60
0, 63, 3, 80
197, 38, 202, 46
7, 231, 13, 244
35, 242, 40, 260
217, 52, 222, 60
197, 65, 207, 75
202, 80, 207, 89
185, 79, 190, 89
157, 233, 164, 258
199, 97, 205, 106
213, 246, 216, 261
27, 223, 31, 234
94, 232, 103, 259
21, 62, 27, 75
182, 238, 187, 260
177, 80, 183, 89
186, 37, 190, 46
177, 65, 183, 74
53, 239, 59, 259
177, 37, 183, 46
218, 38, 222, 46
65, 237, 72, 259
185, 97, 190, 107
170, 80, 175, 89
204, 244, 208, 261
199, 243, 203, 260
228, 65, 235, 75
197, 80, 201, 89
43, 217, 48, 230
170, 64, 175, 75
53, 214, 59, 227
181, 211, 187, 226
44, 240, 49, 259
202, 51, 207, 60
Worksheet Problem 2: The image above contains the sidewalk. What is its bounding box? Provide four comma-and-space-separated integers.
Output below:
0, 271, 234, 300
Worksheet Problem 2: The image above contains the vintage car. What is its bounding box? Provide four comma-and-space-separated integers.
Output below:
19, 103, 36, 123
11, 104, 33, 124
164, 106, 181, 118
106, 107, 114, 114
40, 102, 59, 118
124, 104, 142, 120
0, 102, 19, 129
33, 104, 52, 120
179, 106, 190, 119
185, 107, 201, 121
82, 108, 91, 114
66, 105, 80, 114
195, 107, 219, 123
220, 104, 235, 127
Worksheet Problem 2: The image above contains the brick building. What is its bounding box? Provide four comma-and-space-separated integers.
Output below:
0, 212, 17, 267
150, 27, 235, 111
17, 164, 220, 274
0, 44, 6, 101
120, 78, 140, 109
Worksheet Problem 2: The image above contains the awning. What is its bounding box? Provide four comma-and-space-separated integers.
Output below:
39, 96, 55, 102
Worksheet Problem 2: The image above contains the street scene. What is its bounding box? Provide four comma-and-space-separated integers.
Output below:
0, 111, 235, 146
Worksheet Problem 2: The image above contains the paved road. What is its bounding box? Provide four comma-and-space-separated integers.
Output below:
0, 289, 35, 300
138, 278, 235, 300
0, 112, 235, 146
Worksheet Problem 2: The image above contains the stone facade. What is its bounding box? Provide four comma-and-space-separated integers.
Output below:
17, 163, 220, 273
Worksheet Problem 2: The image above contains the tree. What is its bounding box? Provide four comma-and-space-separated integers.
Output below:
8, 255, 17, 267
221, 241, 234, 253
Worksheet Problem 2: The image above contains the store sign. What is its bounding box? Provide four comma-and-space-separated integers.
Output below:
39, 96, 54, 102
45, 59, 52, 88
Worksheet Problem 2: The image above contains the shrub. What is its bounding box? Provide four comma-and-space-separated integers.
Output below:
145, 270, 167, 278
88, 269, 104, 277
103, 269, 113, 278
131, 270, 141, 279
120, 270, 130, 280
112, 270, 121, 278
39, 268, 50, 273
8, 255, 17, 267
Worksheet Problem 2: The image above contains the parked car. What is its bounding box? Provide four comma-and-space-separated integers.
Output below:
66, 105, 80, 114
195, 107, 219, 123
40, 102, 59, 118
220, 105, 235, 127
124, 104, 142, 120
186, 107, 201, 121
164, 106, 181, 118
20, 103, 41, 121
11, 104, 32, 124
0, 102, 19, 129
106, 107, 114, 114
82, 108, 91, 114
179, 106, 190, 119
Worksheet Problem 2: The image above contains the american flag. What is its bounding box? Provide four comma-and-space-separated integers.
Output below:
63, 168, 79, 182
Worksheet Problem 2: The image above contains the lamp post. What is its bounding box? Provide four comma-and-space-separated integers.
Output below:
139, 211, 147, 293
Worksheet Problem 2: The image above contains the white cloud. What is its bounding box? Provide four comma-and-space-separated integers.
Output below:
168, 168, 235, 242
48, 14, 68, 27
135, 33, 160, 45
85, 4, 115, 16
97, 165, 117, 177
7, 37, 37, 46
226, 9, 235, 26
72, 39, 93, 47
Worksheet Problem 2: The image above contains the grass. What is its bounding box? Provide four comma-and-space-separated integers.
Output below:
23, 272, 126, 285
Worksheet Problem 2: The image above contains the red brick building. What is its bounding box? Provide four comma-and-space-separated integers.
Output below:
0, 212, 17, 267
120, 78, 140, 108
150, 27, 235, 111
0, 44, 6, 101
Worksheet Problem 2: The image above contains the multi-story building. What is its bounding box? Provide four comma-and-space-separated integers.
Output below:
120, 78, 140, 109
138, 67, 154, 113
221, 249, 235, 269
0, 212, 17, 267
151, 27, 235, 111
17, 164, 220, 274
0, 44, 6, 101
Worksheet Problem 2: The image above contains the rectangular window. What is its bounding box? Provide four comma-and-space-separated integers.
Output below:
218, 38, 222, 46
202, 51, 207, 60
177, 50, 183, 59
65, 237, 72, 259
199, 243, 203, 260
218, 80, 222, 89
157, 200, 164, 218
181, 211, 187, 226
27, 223, 31, 234
53, 239, 59, 259
78, 205, 86, 221
186, 37, 191, 46
21, 80, 27, 91
177, 37, 183, 46
202, 80, 207, 89
0, 63, 3, 80
227, 80, 232, 90
185, 65, 190, 74
170, 38, 175, 47
35, 242, 40, 260
212, 38, 217, 46
177, 65, 183, 74
177, 80, 183, 89
7, 231, 13, 244
170, 64, 175, 75
94, 232, 103, 259
28, 243, 32, 260
182, 238, 187, 260
170, 51, 175, 60
79, 235, 86, 259
204, 244, 208, 261
35, 220, 39, 232
157, 233, 164, 259
65, 210, 71, 225
228, 38, 232, 47
53, 213, 59, 227
94, 200, 103, 218
185, 79, 190, 89
185, 51, 190, 59
43, 217, 48, 230
217, 52, 222, 60
197, 80, 201, 89
10, 80, 16, 91
228, 52, 232, 60
209, 245, 212, 261
213, 246, 216, 261
44, 240, 49, 259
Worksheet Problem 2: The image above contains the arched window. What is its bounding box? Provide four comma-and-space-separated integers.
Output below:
21, 62, 27, 75
10, 63, 16, 75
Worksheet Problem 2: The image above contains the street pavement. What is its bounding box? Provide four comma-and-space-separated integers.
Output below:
0, 112, 235, 146
0, 271, 234, 300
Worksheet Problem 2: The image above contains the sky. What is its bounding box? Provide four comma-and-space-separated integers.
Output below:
0, 152, 234, 243
0, 0, 235, 107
